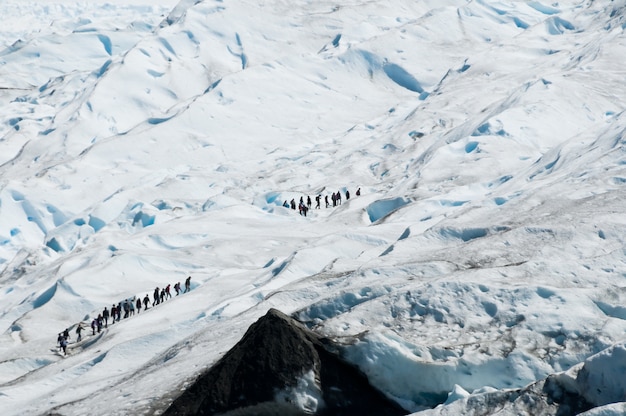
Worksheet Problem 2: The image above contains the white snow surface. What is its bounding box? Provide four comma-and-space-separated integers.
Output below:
0, 0, 625, 415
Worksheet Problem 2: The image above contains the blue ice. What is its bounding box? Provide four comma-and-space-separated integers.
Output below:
367, 197, 410, 223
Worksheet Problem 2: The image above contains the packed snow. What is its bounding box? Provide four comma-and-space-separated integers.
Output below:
0, 0, 625, 415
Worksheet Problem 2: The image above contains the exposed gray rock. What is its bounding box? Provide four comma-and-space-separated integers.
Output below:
164, 308, 407, 416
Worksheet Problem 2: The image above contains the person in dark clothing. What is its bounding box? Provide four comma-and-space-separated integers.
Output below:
336, 191, 342, 205
290, 199, 296, 210
174, 282, 181, 296
76, 323, 84, 342
116, 302, 122, 321
111, 305, 116, 324
325, 195, 329, 208
184, 276, 191, 293
356, 188, 361, 196
346, 190, 350, 200
102, 307, 110, 328
136, 297, 142, 313
283, 200, 289, 208
59, 336, 68, 355
315, 195, 321, 209
153, 287, 160, 306
306, 196, 312, 209
143, 294, 150, 310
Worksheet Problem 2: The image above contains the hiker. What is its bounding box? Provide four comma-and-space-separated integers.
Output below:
59, 336, 68, 355
283, 200, 289, 208
356, 188, 361, 196
102, 307, 110, 328
307, 195, 312, 209
129, 298, 135, 316
315, 195, 321, 209
153, 287, 160, 306
290, 199, 296, 210
111, 305, 117, 324
136, 297, 142, 314
91, 319, 97, 335
336, 191, 342, 205
97, 315, 103, 333
325, 195, 329, 208
184, 276, 191, 293
57, 332, 65, 348
165, 284, 172, 299
116, 302, 122, 321
76, 323, 84, 342
345, 190, 350, 200
143, 294, 150, 310
299, 202, 308, 217
174, 282, 181, 296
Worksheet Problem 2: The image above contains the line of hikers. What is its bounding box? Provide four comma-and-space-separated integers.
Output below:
56, 276, 192, 355
283, 188, 361, 216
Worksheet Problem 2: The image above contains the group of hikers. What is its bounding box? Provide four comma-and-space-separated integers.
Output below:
283, 188, 361, 217
56, 276, 192, 355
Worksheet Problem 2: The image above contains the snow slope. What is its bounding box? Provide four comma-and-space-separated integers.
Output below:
0, 0, 625, 415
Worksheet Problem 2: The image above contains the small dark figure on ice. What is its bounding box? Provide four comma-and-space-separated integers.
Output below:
76, 323, 84, 342
153, 287, 160, 306
59, 336, 68, 355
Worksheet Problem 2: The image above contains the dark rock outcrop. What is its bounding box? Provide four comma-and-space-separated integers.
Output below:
164, 308, 407, 416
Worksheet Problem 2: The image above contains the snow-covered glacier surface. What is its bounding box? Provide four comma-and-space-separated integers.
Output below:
0, 0, 625, 415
